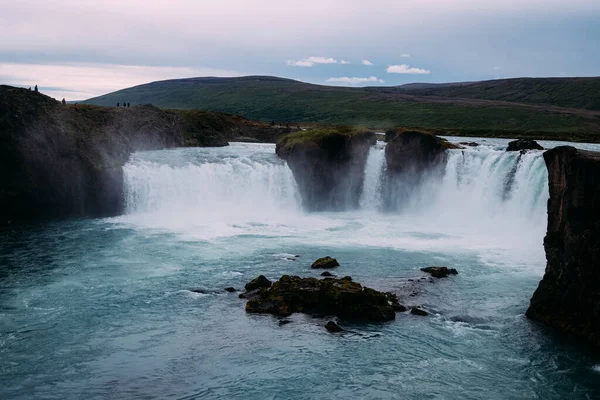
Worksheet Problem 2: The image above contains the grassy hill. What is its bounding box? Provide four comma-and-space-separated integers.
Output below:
83, 76, 600, 142
393, 77, 600, 111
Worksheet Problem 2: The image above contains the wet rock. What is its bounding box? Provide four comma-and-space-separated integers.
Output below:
420, 266, 458, 278
410, 307, 429, 316
526, 146, 600, 348
244, 275, 396, 322
382, 130, 459, 211
325, 321, 344, 332
459, 141, 480, 147
244, 275, 272, 291
386, 292, 407, 312
189, 288, 209, 294
311, 256, 340, 269
276, 127, 376, 211
506, 139, 544, 152
279, 319, 292, 326
224, 287, 237, 293
321, 271, 335, 277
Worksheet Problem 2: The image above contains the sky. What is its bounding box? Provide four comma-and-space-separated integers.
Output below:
1, 0, 599, 100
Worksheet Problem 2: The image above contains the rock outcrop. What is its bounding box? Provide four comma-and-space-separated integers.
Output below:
385, 130, 459, 175
175, 110, 295, 146
421, 266, 458, 278
506, 139, 544, 152
383, 130, 459, 210
0, 86, 183, 223
244, 275, 397, 322
276, 127, 376, 211
311, 256, 340, 269
526, 146, 600, 347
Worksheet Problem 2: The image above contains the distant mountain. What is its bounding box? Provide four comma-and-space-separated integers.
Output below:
83, 76, 600, 140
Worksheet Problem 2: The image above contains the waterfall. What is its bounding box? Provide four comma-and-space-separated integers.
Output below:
359, 141, 386, 210
121, 142, 549, 241
122, 145, 301, 227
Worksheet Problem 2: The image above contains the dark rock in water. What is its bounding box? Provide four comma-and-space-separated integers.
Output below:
459, 141, 480, 147
279, 319, 292, 326
244, 275, 396, 322
224, 287, 237, 293
311, 256, 340, 269
385, 293, 407, 312
506, 139, 544, 152
189, 288, 209, 294
420, 266, 458, 278
325, 321, 344, 332
244, 275, 272, 291
526, 146, 600, 348
0, 85, 184, 223
321, 271, 335, 277
411, 307, 429, 316
385, 130, 459, 174
276, 127, 376, 211
382, 130, 459, 211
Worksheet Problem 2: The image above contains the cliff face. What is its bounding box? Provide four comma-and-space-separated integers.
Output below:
0, 86, 183, 223
526, 146, 600, 347
173, 110, 295, 146
382, 130, 458, 210
276, 128, 376, 211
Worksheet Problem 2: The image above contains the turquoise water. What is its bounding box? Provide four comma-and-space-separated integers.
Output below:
2, 141, 600, 399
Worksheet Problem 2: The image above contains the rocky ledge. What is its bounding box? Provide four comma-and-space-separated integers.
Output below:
526, 146, 600, 348
275, 127, 376, 211
506, 139, 544, 152
382, 130, 459, 210
0, 85, 183, 223
243, 275, 403, 322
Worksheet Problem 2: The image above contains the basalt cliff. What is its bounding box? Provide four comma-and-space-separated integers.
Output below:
527, 146, 600, 348
0, 86, 184, 223
275, 127, 376, 211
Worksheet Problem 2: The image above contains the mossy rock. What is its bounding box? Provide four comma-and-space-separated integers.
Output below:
244, 274, 397, 322
311, 256, 340, 269
244, 275, 272, 291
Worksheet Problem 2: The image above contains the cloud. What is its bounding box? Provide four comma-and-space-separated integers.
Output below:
400, 54, 411, 58
286, 56, 338, 67
0, 62, 242, 100
493, 66, 502, 70
326, 76, 384, 85
362, 59, 374, 66
340, 60, 351, 64
386, 64, 431, 74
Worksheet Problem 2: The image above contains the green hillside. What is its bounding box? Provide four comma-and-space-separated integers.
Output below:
83, 76, 600, 141
394, 77, 600, 110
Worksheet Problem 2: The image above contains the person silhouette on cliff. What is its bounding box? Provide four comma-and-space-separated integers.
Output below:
117, 103, 120, 108
61, 98, 66, 105
34, 85, 38, 92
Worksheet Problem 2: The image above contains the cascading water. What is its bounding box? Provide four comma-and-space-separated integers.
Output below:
359, 141, 386, 210
121, 140, 549, 258
8, 140, 600, 400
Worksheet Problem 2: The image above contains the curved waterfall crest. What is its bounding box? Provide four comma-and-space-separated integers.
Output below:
122, 143, 549, 231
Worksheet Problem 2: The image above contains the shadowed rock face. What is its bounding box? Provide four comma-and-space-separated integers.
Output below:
526, 146, 600, 348
0, 86, 183, 223
506, 139, 544, 152
382, 130, 458, 211
276, 129, 376, 211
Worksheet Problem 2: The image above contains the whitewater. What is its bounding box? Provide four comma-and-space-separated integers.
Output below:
2, 138, 600, 399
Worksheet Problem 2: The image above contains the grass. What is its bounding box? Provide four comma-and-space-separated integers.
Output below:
82, 76, 600, 142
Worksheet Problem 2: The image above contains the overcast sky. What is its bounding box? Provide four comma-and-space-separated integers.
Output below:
1, 0, 599, 100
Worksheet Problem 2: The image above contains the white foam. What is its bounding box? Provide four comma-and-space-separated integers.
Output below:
118, 143, 551, 269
